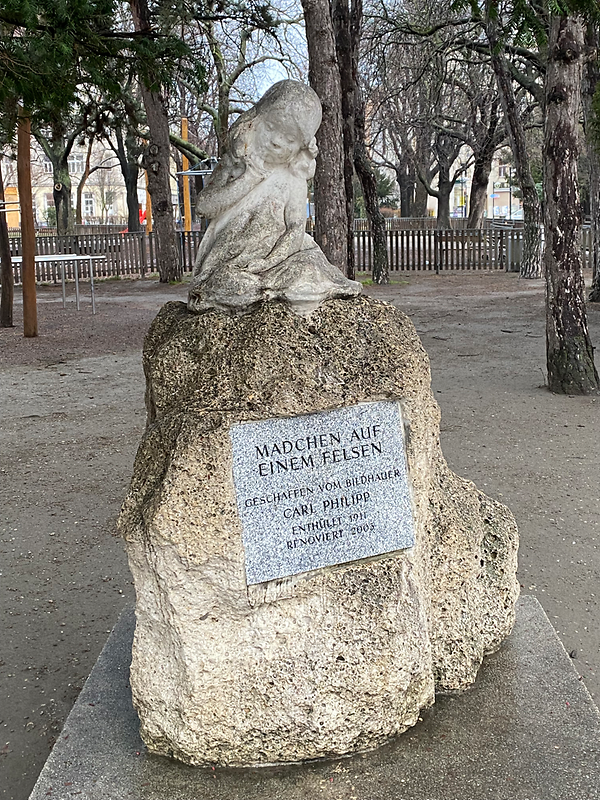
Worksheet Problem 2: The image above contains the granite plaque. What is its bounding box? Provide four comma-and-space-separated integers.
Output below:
229, 401, 416, 585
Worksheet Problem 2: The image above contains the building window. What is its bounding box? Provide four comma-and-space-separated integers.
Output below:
498, 164, 510, 179
83, 192, 95, 217
44, 193, 56, 226
68, 153, 85, 174
44, 159, 53, 174
102, 191, 115, 217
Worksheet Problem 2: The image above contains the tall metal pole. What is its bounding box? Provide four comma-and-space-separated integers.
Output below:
145, 171, 152, 233
181, 118, 192, 233
17, 111, 37, 338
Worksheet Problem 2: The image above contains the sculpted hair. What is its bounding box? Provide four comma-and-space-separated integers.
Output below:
228, 80, 322, 162
254, 80, 322, 146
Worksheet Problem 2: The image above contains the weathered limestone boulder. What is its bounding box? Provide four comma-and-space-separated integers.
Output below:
118, 294, 519, 766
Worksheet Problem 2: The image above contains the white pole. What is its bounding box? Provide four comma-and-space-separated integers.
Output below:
74, 259, 80, 310
61, 261, 66, 309
90, 257, 96, 315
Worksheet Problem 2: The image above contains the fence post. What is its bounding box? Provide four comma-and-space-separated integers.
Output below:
177, 231, 184, 273
140, 232, 147, 278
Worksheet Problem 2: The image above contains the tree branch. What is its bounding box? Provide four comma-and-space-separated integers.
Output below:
169, 134, 207, 163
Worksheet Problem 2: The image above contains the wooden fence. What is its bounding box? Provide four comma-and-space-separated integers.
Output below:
310, 217, 508, 232
175, 228, 526, 274
354, 227, 524, 272
8, 232, 149, 283
8, 223, 130, 237
5, 225, 596, 283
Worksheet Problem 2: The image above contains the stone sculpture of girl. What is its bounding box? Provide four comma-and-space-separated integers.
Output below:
187, 80, 361, 316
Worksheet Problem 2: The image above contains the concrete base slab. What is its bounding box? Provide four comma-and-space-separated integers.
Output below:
29, 596, 600, 800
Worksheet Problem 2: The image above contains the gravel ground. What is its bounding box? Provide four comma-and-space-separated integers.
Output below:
1, 271, 598, 799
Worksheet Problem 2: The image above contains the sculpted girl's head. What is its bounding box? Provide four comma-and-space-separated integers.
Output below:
255, 80, 322, 146
229, 81, 322, 171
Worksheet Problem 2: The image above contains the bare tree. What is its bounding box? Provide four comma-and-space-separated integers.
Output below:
75, 137, 119, 225
33, 119, 87, 236
367, 0, 544, 267
333, 0, 357, 279
365, 12, 483, 228
196, 0, 302, 156
129, 0, 181, 282
377, 113, 434, 217
485, 8, 543, 278
350, 0, 389, 281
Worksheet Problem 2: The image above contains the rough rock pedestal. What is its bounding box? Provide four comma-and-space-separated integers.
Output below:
118, 295, 519, 767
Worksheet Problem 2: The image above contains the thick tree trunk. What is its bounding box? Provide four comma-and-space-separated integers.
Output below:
0, 157, 14, 327
487, 21, 543, 278
53, 161, 73, 236
436, 172, 452, 229
468, 99, 502, 228
354, 106, 389, 283
17, 113, 37, 338
467, 135, 498, 228
124, 166, 141, 232
350, 0, 387, 283
301, 0, 348, 273
467, 164, 490, 228
113, 127, 141, 232
413, 133, 431, 217
544, 16, 598, 394
33, 128, 76, 235
333, 0, 356, 280
583, 23, 600, 302
413, 180, 428, 217
130, 0, 181, 282
395, 157, 415, 217
140, 89, 180, 281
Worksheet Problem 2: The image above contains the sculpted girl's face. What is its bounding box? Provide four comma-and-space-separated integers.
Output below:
253, 112, 303, 167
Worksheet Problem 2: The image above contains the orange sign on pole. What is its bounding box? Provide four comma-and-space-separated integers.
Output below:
181, 117, 192, 233
145, 170, 152, 234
